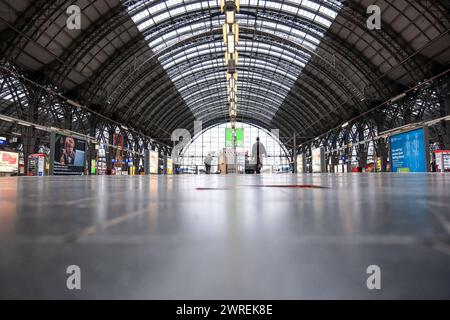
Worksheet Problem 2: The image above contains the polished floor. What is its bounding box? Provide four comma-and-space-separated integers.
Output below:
0, 173, 449, 299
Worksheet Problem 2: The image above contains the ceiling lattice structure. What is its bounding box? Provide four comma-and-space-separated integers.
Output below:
0, 0, 449, 144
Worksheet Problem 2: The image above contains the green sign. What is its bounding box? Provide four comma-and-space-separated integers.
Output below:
90, 159, 96, 174
225, 128, 244, 147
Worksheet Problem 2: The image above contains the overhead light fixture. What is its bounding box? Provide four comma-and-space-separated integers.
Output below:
223, 25, 228, 44
390, 93, 406, 103
342, 122, 349, 128
226, 10, 235, 24
0, 115, 14, 123
227, 34, 235, 53
222, 0, 240, 145
66, 99, 83, 109
17, 120, 32, 127
229, 77, 235, 89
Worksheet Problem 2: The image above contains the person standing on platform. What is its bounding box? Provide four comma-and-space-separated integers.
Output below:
204, 152, 212, 174
252, 137, 267, 174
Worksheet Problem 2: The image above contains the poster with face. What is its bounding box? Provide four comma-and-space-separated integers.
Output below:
53, 134, 86, 175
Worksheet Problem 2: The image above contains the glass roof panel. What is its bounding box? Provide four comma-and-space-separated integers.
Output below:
123, 0, 341, 121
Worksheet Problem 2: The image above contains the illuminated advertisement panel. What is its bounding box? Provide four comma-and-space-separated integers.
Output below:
296, 154, 304, 173
0, 151, 19, 173
53, 134, 86, 175
389, 127, 428, 173
149, 150, 158, 174
312, 148, 324, 173
167, 158, 173, 175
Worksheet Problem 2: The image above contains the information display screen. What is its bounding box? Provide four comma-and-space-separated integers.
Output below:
389, 127, 427, 173
53, 134, 86, 175
149, 150, 158, 174
225, 128, 244, 147
0, 151, 19, 173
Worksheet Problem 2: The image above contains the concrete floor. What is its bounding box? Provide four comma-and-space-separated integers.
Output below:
0, 173, 449, 299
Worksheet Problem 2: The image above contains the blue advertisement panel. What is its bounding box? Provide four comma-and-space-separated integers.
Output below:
389, 127, 427, 172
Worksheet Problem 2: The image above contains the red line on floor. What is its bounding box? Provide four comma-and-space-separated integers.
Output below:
196, 185, 328, 190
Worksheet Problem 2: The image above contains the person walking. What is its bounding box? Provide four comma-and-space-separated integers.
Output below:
252, 137, 266, 174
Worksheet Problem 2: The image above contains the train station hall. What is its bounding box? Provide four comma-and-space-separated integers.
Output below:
0, 0, 449, 300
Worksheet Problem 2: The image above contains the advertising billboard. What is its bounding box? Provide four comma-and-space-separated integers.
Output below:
312, 148, 325, 173
113, 133, 124, 161
296, 154, 305, 174
389, 127, 428, 173
0, 151, 19, 173
149, 150, 158, 174
53, 134, 86, 175
225, 128, 244, 147
167, 157, 173, 175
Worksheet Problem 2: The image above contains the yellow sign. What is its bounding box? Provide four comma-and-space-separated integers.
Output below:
167, 158, 173, 175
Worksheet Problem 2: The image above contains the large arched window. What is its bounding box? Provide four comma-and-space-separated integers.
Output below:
180, 122, 290, 173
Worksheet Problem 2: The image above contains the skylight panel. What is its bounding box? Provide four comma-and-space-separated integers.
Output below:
124, 0, 341, 119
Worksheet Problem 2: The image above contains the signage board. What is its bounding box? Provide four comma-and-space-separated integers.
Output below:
38, 156, 45, 176
90, 159, 96, 175
167, 157, 173, 175
0, 151, 19, 173
296, 154, 305, 173
149, 150, 158, 174
225, 128, 244, 147
0, 136, 8, 146
53, 134, 86, 175
312, 148, 325, 173
389, 127, 428, 173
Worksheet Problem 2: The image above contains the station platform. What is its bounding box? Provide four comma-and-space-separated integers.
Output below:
0, 174, 449, 299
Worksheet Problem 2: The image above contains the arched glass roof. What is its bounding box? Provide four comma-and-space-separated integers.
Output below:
1, 0, 448, 144
124, 0, 342, 123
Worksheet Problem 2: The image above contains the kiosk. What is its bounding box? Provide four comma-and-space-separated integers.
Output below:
434, 150, 450, 172
28, 153, 48, 176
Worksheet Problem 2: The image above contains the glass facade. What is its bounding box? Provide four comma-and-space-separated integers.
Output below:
180, 122, 290, 173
